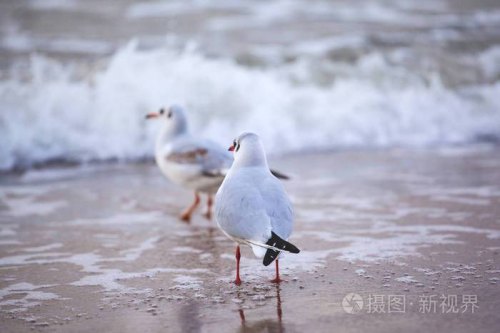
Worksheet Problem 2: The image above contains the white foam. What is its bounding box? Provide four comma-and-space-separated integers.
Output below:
0, 252, 70, 267
0, 184, 67, 219
395, 276, 418, 284
1, 42, 500, 170
409, 185, 500, 206
0, 24, 111, 55
127, 1, 201, 18
69, 211, 163, 226
171, 275, 203, 290
479, 46, 500, 81
290, 35, 367, 56
0, 283, 60, 313
0, 235, 208, 293
299, 222, 500, 263
172, 246, 203, 254
486, 270, 500, 274
45, 38, 113, 54
0, 225, 17, 237
0, 26, 33, 52
415, 268, 441, 276
0, 239, 21, 246
70, 266, 209, 292
27, 0, 77, 11
21, 243, 63, 252
1, 196, 66, 218
116, 237, 158, 262
410, 183, 500, 196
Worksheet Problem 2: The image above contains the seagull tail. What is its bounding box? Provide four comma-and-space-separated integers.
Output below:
270, 169, 290, 180
262, 232, 300, 266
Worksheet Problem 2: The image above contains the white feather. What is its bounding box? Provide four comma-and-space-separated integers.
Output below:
153, 106, 232, 193
215, 133, 294, 258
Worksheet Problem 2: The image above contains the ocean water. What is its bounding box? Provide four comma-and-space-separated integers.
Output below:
1, 0, 500, 171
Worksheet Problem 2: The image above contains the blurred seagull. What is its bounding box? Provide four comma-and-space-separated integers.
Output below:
215, 132, 300, 285
146, 106, 288, 222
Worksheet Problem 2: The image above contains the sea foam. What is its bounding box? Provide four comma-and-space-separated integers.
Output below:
1, 42, 499, 171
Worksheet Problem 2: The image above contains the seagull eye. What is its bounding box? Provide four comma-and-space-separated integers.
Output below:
167, 111, 172, 118
159, 108, 164, 115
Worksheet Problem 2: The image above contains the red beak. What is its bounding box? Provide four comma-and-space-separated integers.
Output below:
145, 112, 159, 119
228, 144, 235, 152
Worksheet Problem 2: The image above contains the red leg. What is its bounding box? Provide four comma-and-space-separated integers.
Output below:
234, 245, 242, 285
238, 309, 246, 324
276, 284, 282, 323
180, 192, 200, 222
270, 259, 282, 283
203, 194, 213, 220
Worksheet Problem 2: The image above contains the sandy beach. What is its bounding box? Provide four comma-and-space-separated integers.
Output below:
1, 147, 499, 332
1, 0, 500, 331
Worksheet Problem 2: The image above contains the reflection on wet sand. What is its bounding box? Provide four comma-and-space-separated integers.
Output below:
179, 301, 202, 333
237, 285, 284, 333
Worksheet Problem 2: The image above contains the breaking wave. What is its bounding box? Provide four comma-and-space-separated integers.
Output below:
1, 42, 500, 170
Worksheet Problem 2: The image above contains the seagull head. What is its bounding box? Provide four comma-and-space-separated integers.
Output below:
145, 104, 188, 136
229, 132, 268, 168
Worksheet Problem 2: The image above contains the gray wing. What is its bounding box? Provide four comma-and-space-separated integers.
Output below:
261, 176, 294, 240
215, 172, 272, 243
215, 169, 292, 243
167, 136, 232, 176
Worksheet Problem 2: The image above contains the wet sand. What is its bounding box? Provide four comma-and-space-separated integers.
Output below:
1, 148, 500, 332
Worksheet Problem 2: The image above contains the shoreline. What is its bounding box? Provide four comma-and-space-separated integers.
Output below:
2, 142, 498, 176
1, 148, 499, 332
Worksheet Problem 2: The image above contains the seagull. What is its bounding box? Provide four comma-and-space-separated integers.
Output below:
145, 106, 289, 222
215, 132, 300, 285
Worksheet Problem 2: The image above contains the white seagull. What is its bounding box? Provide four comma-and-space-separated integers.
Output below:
146, 106, 288, 222
215, 132, 300, 285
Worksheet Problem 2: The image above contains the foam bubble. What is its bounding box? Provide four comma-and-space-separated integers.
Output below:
0, 283, 60, 313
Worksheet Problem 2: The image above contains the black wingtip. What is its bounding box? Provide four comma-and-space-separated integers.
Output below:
270, 169, 290, 180
287, 245, 300, 254
263, 249, 280, 266
262, 232, 300, 266
268, 231, 300, 251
